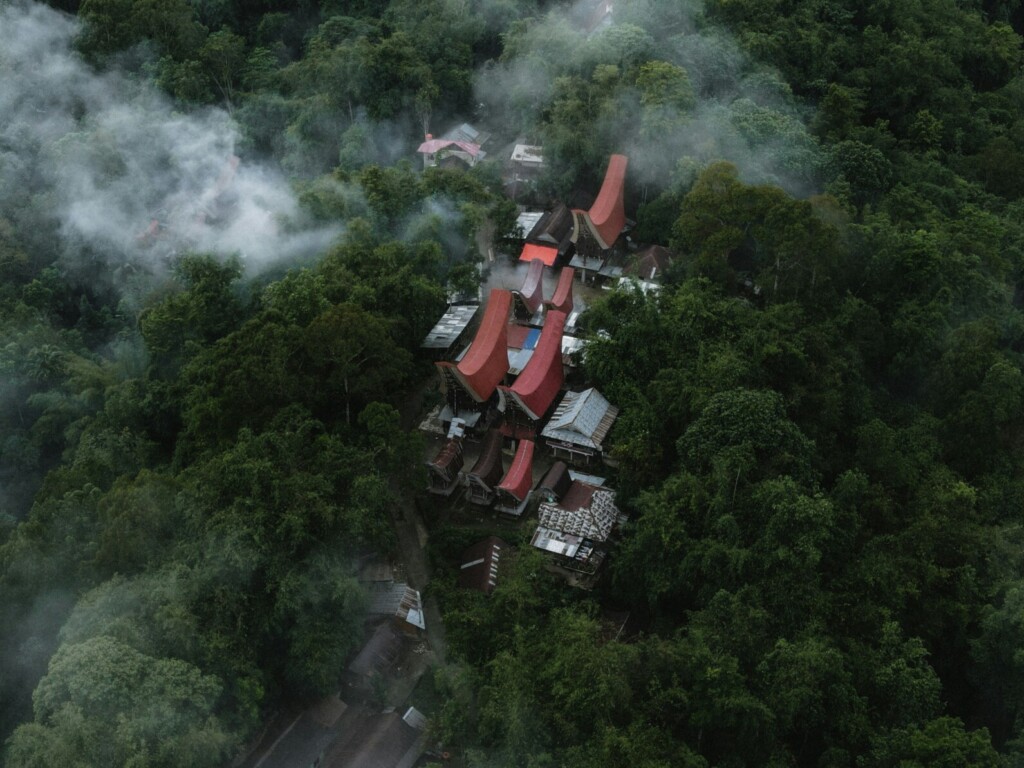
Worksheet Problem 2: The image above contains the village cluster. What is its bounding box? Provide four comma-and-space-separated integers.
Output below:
418, 128, 673, 591
250, 110, 673, 768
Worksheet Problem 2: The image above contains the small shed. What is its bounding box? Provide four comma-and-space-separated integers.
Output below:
368, 584, 426, 637
510, 144, 544, 180
458, 536, 509, 594
626, 245, 674, 282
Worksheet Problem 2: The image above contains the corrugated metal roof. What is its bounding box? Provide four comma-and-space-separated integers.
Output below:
517, 210, 544, 234
422, 304, 478, 349
541, 388, 619, 450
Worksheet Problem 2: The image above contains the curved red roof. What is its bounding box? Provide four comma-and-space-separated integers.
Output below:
575, 154, 628, 249
498, 439, 535, 502
548, 267, 574, 314
502, 310, 566, 420
518, 258, 545, 315
453, 289, 511, 402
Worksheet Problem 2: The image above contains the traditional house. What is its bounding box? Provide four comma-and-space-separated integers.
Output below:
531, 480, 625, 583
541, 388, 619, 464
465, 429, 504, 506
436, 289, 512, 429
547, 267, 575, 315
515, 257, 545, 318
458, 536, 508, 594
495, 439, 535, 517
425, 438, 464, 496
571, 155, 628, 275
498, 310, 566, 436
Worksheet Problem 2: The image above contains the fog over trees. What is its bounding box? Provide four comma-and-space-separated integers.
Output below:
0, 0, 1023, 765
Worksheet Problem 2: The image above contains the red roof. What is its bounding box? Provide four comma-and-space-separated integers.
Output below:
519, 243, 558, 267
548, 267, 575, 314
467, 428, 505, 488
574, 154, 628, 249
452, 290, 511, 402
417, 138, 481, 157
518, 258, 545, 314
502, 310, 566, 419
498, 439, 535, 502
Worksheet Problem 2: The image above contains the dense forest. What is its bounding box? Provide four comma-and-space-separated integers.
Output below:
1, 0, 1023, 765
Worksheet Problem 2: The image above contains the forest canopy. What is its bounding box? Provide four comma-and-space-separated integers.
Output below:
0, 0, 1023, 766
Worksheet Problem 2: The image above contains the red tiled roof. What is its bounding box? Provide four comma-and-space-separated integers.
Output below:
518, 258, 545, 314
548, 267, 575, 314
573, 155, 628, 249
501, 310, 566, 420
519, 243, 558, 267
452, 289, 511, 401
498, 439, 535, 502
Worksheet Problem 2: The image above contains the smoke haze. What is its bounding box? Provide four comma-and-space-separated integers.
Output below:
475, 0, 825, 197
0, 1, 341, 283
